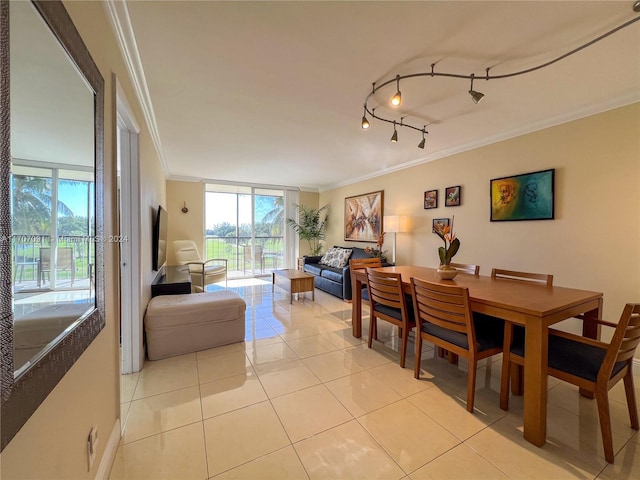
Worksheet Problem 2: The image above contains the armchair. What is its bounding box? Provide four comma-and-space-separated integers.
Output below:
173, 240, 227, 292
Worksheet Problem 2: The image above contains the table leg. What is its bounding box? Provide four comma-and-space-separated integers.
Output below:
523, 321, 548, 447
352, 275, 363, 338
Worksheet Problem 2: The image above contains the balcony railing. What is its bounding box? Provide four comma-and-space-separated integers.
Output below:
205, 235, 284, 277
12, 234, 94, 289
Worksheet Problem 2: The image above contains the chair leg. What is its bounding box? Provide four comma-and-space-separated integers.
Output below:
399, 325, 409, 368
414, 333, 423, 379
596, 388, 615, 463
500, 355, 511, 411
368, 316, 375, 349
623, 369, 639, 430
466, 360, 477, 413
511, 365, 524, 395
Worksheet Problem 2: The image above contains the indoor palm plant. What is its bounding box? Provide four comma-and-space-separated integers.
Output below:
286, 204, 329, 256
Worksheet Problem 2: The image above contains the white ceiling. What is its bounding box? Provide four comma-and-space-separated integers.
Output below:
110, 1, 640, 191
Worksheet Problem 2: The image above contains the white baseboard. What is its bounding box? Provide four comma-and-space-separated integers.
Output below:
95, 419, 121, 480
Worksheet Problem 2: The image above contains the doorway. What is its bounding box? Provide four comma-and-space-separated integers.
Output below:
116, 81, 142, 374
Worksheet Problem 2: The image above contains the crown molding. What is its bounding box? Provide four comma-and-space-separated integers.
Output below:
103, 0, 169, 178
324, 94, 640, 192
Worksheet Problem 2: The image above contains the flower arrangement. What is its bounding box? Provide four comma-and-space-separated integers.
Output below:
434, 217, 460, 266
364, 232, 387, 259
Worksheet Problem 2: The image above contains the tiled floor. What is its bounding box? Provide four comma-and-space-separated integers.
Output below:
111, 278, 640, 480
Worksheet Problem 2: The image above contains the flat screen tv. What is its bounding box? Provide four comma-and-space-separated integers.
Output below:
152, 205, 168, 272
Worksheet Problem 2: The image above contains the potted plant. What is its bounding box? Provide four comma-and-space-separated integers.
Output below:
286, 204, 329, 256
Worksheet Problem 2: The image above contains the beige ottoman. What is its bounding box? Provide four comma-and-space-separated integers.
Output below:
144, 291, 246, 360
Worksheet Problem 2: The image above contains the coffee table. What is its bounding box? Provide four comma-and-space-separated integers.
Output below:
272, 269, 315, 304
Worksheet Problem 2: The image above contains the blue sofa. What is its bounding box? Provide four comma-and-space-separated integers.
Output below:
302, 246, 378, 301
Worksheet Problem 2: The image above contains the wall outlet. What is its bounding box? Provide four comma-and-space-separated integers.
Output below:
87, 426, 99, 471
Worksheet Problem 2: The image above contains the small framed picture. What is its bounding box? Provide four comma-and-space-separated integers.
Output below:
432, 218, 450, 233
445, 186, 461, 207
424, 190, 438, 209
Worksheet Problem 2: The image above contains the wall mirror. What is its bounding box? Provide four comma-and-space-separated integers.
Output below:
1, 0, 105, 450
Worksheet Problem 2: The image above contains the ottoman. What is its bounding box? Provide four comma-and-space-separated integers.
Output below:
144, 290, 246, 360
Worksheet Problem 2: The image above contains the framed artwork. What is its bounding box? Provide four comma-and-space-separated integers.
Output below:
490, 168, 555, 221
424, 190, 438, 209
344, 190, 384, 242
432, 218, 450, 233
445, 186, 461, 207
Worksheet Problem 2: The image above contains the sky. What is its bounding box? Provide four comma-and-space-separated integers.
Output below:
205, 192, 279, 228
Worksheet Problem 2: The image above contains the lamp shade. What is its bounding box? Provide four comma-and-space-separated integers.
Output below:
384, 215, 408, 233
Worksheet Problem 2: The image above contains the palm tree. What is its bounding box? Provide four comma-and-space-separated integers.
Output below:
11, 175, 76, 235
260, 195, 284, 235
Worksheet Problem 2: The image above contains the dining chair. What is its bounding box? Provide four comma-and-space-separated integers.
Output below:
492, 268, 554, 394
365, 268, 415, 368
350, 257, 382, 301
491, 268, 553, 285
411, 277, 504, 412
500, 303, 640, 463
173, 240, 227, 292
450, 262, 480, 275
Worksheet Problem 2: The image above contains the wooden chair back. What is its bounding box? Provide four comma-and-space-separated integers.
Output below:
601, 303, 640, 382
411, 277, 503, 412
365, 268, 414, 367
491, 268, 553, 286
411, 277, 473, 338
349, 257, 382, 270
450, 262, 480, 275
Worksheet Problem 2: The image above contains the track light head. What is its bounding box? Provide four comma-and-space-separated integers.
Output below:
361, 106, 370, 129
391, 75, 402, 106
468, 74, 484, 104
391, 122, 398, 142
418, 128, 427, 149
469, 90, 485, 104
391, 91, 401, 106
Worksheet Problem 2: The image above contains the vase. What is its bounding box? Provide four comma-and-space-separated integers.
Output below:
437, 264, 458, 280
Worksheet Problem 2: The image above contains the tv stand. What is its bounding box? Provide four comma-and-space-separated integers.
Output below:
151, 265, 191, 297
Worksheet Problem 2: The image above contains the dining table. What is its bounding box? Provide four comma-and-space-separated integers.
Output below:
351, 265, 603, 448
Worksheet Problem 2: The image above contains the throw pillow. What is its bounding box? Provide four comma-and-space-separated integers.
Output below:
320, 247, 352, 268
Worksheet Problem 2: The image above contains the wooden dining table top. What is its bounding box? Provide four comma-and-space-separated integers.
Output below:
352, 265, 603, 324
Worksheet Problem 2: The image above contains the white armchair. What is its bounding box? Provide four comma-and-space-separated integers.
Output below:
172, 240, 227, 292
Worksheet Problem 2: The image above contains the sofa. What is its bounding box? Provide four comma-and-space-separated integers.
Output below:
302, 246, 380, 301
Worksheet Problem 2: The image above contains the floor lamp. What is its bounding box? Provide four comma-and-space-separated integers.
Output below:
383, 215, 408, 265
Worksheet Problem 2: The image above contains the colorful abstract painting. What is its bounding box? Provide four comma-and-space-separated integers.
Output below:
490, 169, 554, 221
344, 190, 384, 242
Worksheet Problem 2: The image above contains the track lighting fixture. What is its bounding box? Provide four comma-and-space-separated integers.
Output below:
361, 106, 370, 129
418, 128, 427, 149
360, 1, 640, 149
468, 74, 484, 104
391, 75, 402, 106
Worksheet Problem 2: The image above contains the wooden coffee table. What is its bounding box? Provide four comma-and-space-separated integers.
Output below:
272, 269, 315, 304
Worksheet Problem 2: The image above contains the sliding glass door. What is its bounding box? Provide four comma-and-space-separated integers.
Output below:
205, 184, 285, 279
11, 163, 94, 295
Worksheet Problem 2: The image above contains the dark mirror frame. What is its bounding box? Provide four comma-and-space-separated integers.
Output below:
0, 0, 105, 450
